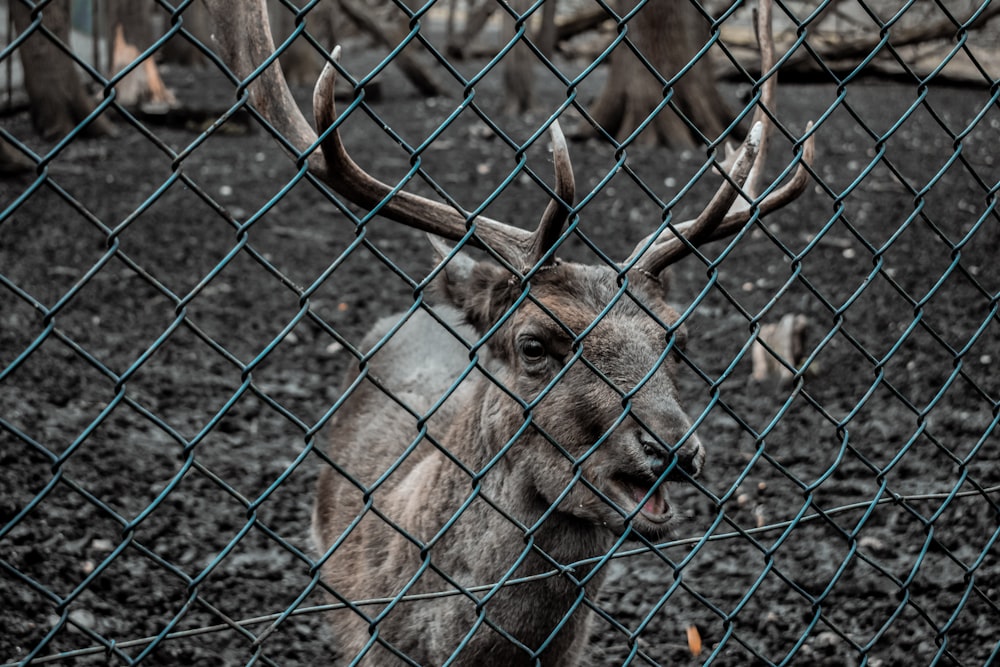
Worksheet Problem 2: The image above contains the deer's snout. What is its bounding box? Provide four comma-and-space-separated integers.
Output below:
639, 434, 704, 480
677, 436, 705, 478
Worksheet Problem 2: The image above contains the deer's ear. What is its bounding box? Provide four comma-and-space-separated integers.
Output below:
428, 235, 477, 286
428, 236, 517, 334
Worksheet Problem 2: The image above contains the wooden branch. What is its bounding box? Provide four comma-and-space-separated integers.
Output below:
555, 6, 612, 43
722, 1, 1000, 74
338, 0, 445, 97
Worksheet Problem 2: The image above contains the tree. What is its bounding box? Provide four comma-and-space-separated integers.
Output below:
10, 0, 113, 140
446, 0, 496, 58
503, 0, 535, 113
267, 0, 340, 87
585, 0, 733, 148
160, 1, 212, 67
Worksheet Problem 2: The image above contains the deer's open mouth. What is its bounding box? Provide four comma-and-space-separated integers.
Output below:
611, 476, 672, 525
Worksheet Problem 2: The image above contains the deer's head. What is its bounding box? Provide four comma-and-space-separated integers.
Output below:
433, 251, 707, 536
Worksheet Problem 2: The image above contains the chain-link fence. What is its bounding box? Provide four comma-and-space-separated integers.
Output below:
2, 0, 999, 665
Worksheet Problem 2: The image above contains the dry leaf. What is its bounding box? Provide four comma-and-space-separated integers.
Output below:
687, 624, 702, 657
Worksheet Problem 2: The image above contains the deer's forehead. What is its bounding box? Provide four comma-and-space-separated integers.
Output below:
521, 294, 666, 341
522, 298, 597, 334
506, 265, 675, 337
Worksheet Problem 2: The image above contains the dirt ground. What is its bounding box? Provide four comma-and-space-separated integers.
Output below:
2, 41, 1000, 667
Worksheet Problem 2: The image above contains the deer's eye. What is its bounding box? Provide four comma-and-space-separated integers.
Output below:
519, 337, 547, 363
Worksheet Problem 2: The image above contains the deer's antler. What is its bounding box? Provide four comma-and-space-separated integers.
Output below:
626, 0, 815, 277
203, 0, 810, 281
203, 0, 573, 274
311, 52, 574, 271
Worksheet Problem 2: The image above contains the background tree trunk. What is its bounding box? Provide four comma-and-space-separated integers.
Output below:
450, 0, 497, 58
160, 1, 211, 67
536, 0, 559, 59
503, 0, 535, 113
10, 0, 113, 140
586, 0, 732, 147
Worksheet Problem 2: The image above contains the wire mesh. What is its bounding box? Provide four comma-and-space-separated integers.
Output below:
2, 0, 999, 665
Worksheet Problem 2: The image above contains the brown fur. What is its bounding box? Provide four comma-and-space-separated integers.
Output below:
312, 257, 706, 665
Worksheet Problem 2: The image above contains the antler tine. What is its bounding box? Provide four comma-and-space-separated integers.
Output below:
627, 0, 814, 278
704, 123, 815, 240
623, 122, 761, 274
527, 121, 576, 267
205, 0, 575, 275
742, 0, 776, 203
203, 0, 321, 165
315, 52, 538, 269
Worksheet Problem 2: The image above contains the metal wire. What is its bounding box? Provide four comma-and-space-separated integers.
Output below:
2, 0, 999, 665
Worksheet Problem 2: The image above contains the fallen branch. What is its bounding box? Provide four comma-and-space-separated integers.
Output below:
338, 0, 445, 97
720, 2, 1000, 82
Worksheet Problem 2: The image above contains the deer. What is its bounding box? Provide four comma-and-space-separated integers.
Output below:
203, 0, 814, 663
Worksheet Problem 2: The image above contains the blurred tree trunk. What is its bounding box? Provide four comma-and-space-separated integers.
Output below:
449, 0, 496, 58
586, 0, 732, 147
445, 0, 461, 56
555, 6, 610, 43
536, 0, 558, 59
503, 0, 534, 113
502, 0, 561, 112
160, 1, 211, 67
450, 0, 557, 63
268, 1, 341, 88
10, 0, 113, 140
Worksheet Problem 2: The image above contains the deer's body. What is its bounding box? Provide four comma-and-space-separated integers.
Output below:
313, 265, 702, 665
202, 0, 812, 662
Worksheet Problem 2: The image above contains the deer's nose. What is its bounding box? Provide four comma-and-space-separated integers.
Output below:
640, 435, 704, 479
677, 436, 705, 478
640, 438, 669, 477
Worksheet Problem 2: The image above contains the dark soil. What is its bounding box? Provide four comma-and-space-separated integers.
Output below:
2, 45, 999, 667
